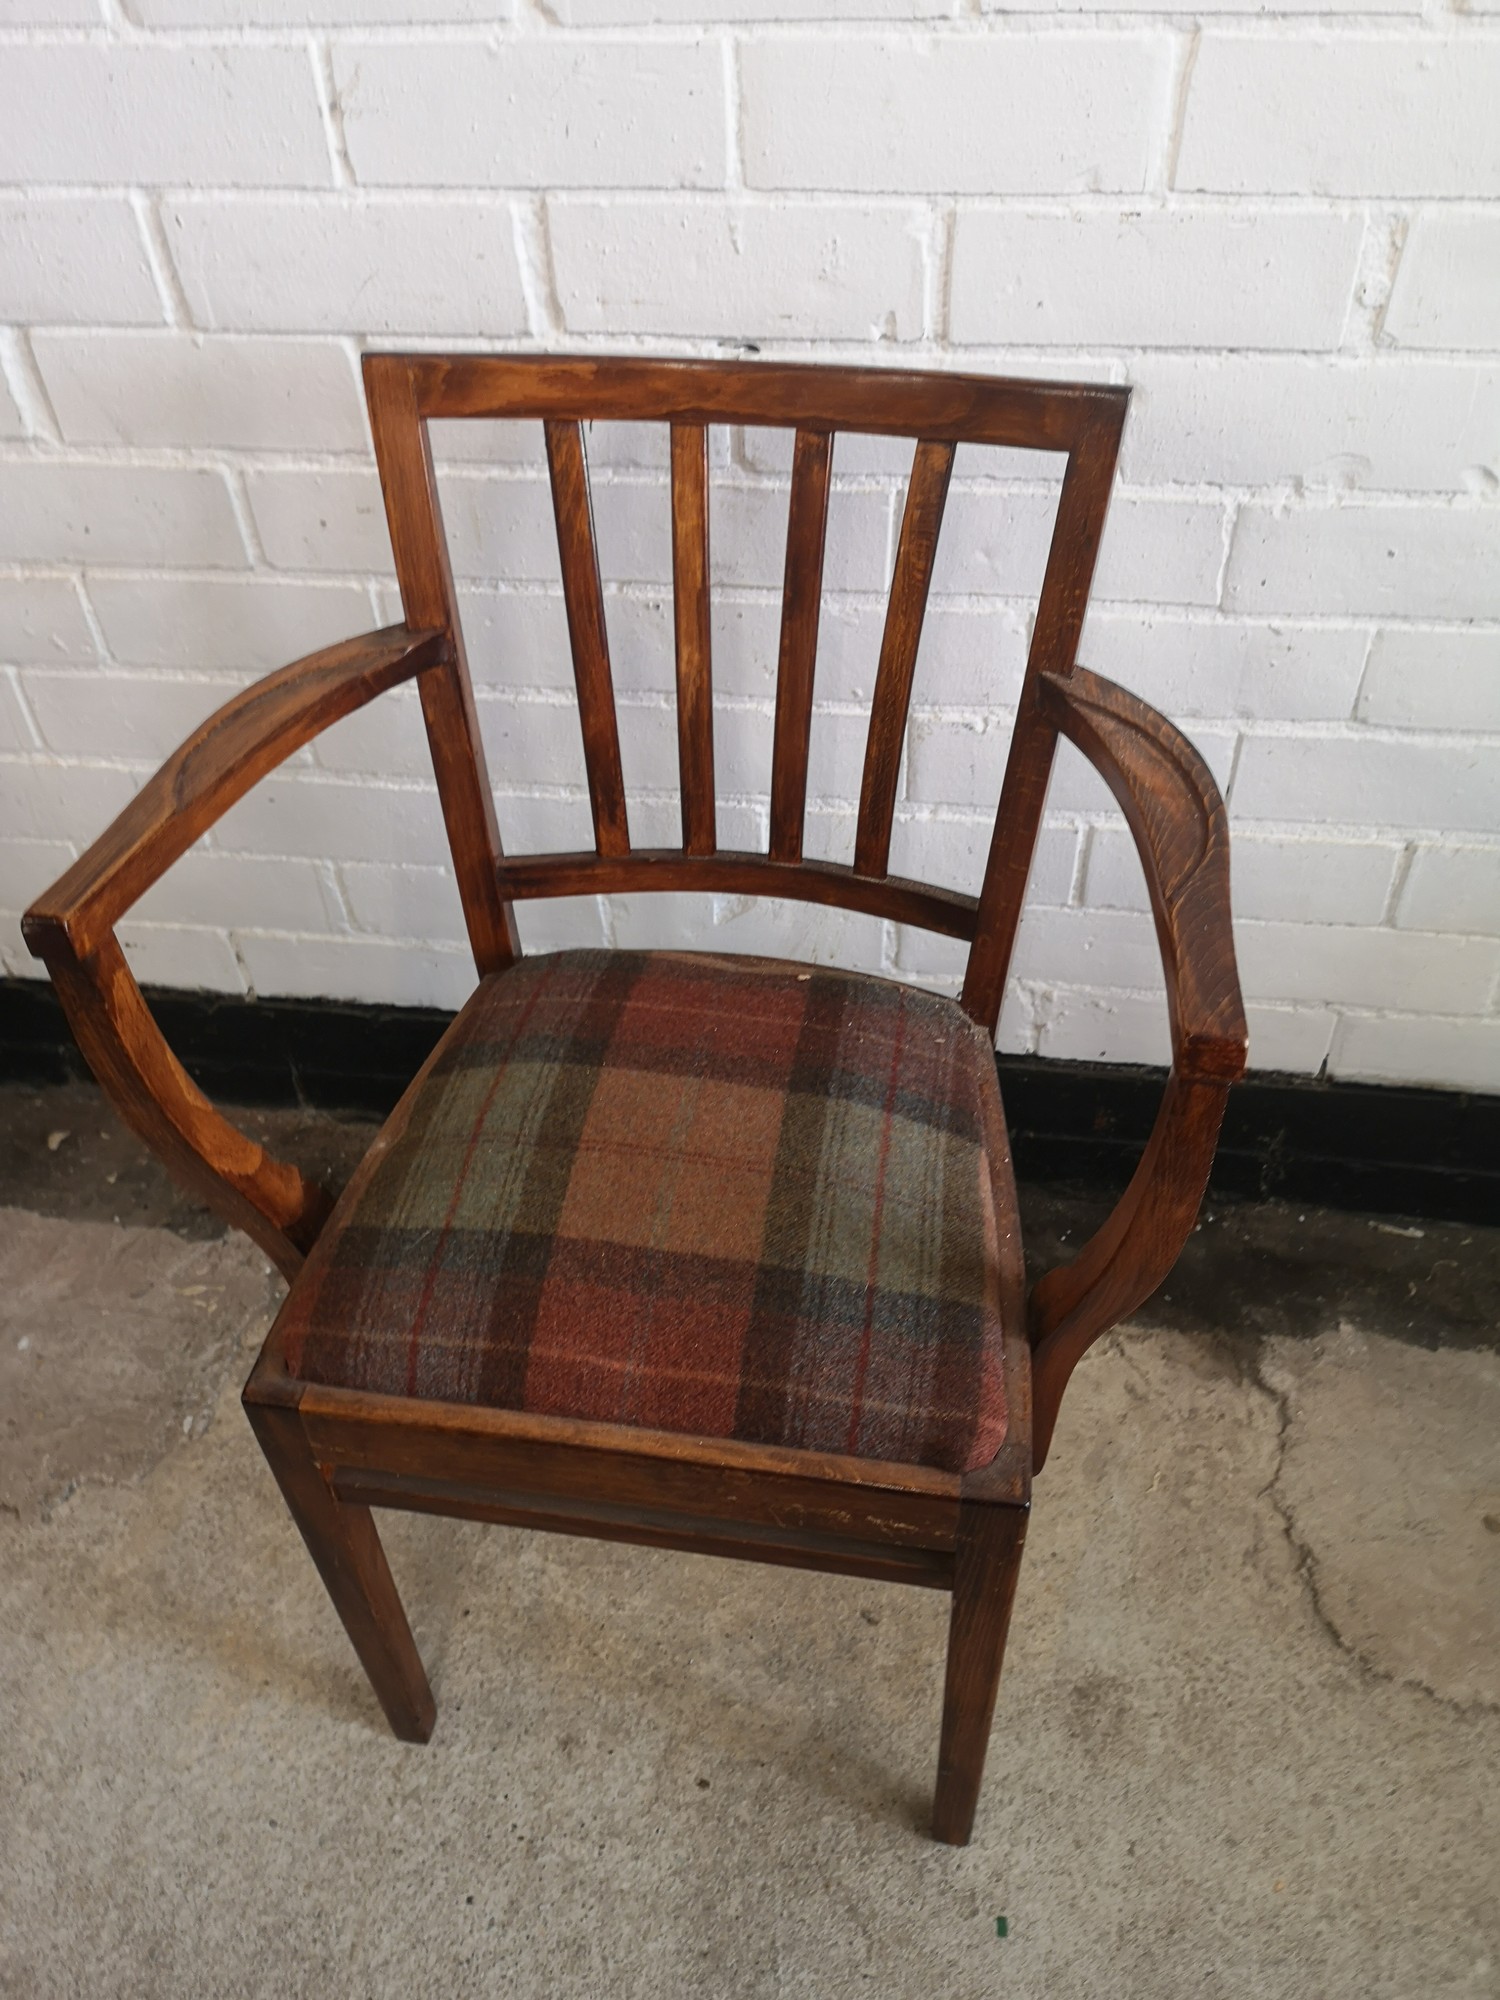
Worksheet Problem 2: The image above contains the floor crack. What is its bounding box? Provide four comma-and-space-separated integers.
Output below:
1244, 1338, 1499, 1722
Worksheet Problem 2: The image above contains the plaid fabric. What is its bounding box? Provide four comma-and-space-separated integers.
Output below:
279, 950, 1010, 1473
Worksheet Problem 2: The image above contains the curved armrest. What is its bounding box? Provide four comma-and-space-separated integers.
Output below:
28, 624, 447, 958
1026, 668, 1248, 1470
22, 624, 447, 1279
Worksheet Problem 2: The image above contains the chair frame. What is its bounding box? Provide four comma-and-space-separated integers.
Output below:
24, 354, 1247, 1845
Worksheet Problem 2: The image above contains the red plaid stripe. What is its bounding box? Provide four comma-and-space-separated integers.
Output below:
278, 951, 1010, 1473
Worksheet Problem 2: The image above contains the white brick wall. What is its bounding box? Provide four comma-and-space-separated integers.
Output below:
34, 332, 370, 450
1384, 215, 1500, 352
332, 40, 727, 188
0, 46, 333, 187
0, 5, 1495, 1095
739, 35, 1173, 194
1174, 37, 1500, 198
949, 211, 1364, 349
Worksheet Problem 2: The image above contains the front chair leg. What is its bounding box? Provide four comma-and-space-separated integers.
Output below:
245, 1397, 436, 1744
932, 1498, 1029, 1845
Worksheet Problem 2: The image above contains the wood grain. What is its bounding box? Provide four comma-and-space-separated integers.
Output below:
959, 1021, 1035, 1509
24, 350, 1251, 1848
290, 1377, 962, 1503
340, 1473, 954, 1589
768, 428, 833, 864
492, 848, 977, 937
35, 933, 331, 1279
25, 624, 444, 961
405, 352, 1127, 453
365, 353, 519, 975
1025, 667, 1248, 1470
300, 1395, 959, 1550
670, 421, 716, 856
961, 407, 1126, 1031
545, 418, 630, 857
1040, 667, 1246, 1078
20, 627, 456, 1278
1029, 1073, 1232, 1471
854, 439, 955, 879
245, 1393, 435, 1742
932, 1499, 1029, 1844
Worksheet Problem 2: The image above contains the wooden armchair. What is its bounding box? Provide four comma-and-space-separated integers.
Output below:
24, 355, 1246, 1845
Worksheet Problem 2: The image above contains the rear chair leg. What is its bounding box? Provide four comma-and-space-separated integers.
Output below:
932, 1498, 1029, 1845
245, 1396, 436, 1744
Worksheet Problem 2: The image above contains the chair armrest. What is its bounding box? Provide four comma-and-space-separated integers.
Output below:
22, 624, 447, 1280
27, 624, 447, 957
1026, 668, 1248, 1470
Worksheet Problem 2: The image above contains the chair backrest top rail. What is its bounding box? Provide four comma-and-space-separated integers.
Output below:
368, 353, 1127, 454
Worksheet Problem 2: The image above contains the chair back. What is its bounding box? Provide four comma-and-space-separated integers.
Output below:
365, 354, 1128, 1032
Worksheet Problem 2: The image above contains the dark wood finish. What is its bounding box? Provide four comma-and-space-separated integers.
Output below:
365, 354, 519, 976
855, 439, 955, 879
1041, 669, 1245, 1079
962, 407, 1126, 1031
544, 418, 630, 857
25, 353, 1246, 1847
670, 421, 715, 855
245, 1390, 435, 1742
343, 1473, 954, 1588
21, 624, 443, 1278
37, 934, 331, 1280
933, 1498, 1029, 1844
769, 427, 833, 863
1030, 1073, 1232, 1469
27, 624, 445, 961
493, 848, 977, 938
960, 1030, 1035, 1509
1027, 668, 1248, 1469
299, 1391, 960, 1550
405, 353, 1124, 453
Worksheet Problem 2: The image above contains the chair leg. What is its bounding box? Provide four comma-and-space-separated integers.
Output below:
245, 1398, 436, 1744
932, 1498, 1029, 1846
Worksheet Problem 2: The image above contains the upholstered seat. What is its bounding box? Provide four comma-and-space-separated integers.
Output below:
278, 949, 1012, 1475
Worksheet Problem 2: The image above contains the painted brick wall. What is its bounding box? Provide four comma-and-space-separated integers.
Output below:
0, 1, 1496, 1091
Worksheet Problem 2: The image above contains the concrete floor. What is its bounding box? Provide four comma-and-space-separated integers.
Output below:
1, 1084, 1496, 1998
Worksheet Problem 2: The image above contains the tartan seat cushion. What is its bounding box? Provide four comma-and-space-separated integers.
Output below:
278, 950, 1012, 1474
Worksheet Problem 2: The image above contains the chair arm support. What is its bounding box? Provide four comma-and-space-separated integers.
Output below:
25, 624, 447, 957
1027, 669, 1248, 1470
22, 624, 447, 1280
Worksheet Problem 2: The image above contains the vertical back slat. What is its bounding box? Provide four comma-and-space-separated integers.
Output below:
670, 421, 715, 856
544, 419, 630, 858
960, 409, 1125, 1031
363, 354, 518, 976
769, 428, 833, 865
853, 439, 955, 880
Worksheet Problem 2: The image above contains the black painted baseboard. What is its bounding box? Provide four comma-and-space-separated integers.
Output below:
3, 975, 1496, 1226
